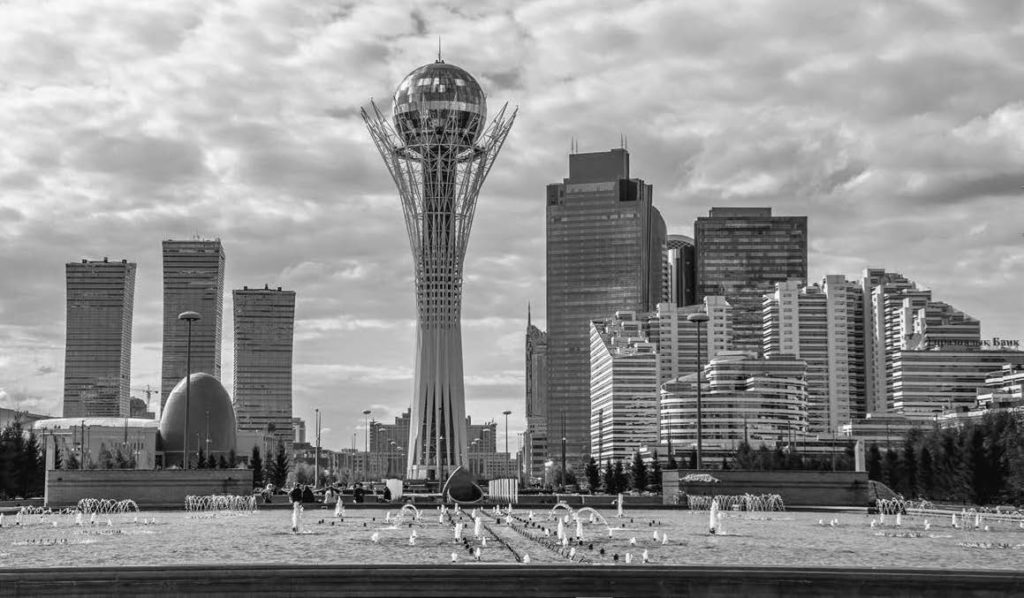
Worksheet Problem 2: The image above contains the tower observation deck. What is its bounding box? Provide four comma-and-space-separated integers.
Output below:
362, 59, 516, 480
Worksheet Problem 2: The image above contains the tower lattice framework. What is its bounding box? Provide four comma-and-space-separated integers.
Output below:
362, 99, 516, 480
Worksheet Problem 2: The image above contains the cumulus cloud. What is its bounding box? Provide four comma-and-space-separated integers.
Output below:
1, 0, 1022, 448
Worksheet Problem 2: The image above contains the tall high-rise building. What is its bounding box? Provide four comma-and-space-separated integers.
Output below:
665, 235, 696, 307
524, 305, 548, 481
363, 58, 516, 480
546, 148, 666, 465
861, 268, 916, 414
762, 281, 830, 432
63, 258, 136, 418
590, 311, 660, 463
233, 285, 296, 446
160, 239, 225, 412
821, 275, 866, 423
695, 207, 807, 355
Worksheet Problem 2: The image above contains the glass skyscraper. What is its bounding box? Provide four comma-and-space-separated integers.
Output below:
160, 239, 225, 413
63, 258, 136, 418
232, 285, 296, 447
545, 148, 666, 465
695, 207, 807, 355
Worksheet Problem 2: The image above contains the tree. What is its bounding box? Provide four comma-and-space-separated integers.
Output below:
217, 455, 229, 469
734, 441, 755, 470
630, 452, 648, 491
20, 431, 44, 496
649, 452, 663, 492
206, 452, 217, 469
901, 441, 917, 497
250, 446, 264, 488
613, 460, 629, 492
228, 448, 238, 468
666, 452, 678, 470
688, 449, 697, 469
583, 457, 601, 492
603, 460, 617, 494
866, 444, 882, 481
916, 445, 935, 498
268, 442, 290, 488
98, 444, 115, 470
114, 448, 130, 469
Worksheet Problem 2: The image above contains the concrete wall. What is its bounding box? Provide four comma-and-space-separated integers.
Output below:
663, 469, 870, 507
45, 469, 253, 508
2, 564, 1021, 597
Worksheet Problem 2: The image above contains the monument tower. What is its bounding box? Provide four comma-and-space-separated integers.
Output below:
363, 56, 516, 480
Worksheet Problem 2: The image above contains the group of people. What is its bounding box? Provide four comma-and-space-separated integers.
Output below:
261, 481, 396, 505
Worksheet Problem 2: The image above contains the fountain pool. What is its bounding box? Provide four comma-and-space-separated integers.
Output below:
1, 506, 1022, 570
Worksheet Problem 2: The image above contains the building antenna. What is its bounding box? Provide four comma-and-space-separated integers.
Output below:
437, 36, 443, 63
624, 135, 628, 150
528, 301, 532, 327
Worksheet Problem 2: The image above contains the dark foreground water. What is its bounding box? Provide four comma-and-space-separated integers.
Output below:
1, 506, 1022, 570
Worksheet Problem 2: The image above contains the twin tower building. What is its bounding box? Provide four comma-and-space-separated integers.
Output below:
62, 240, 296, 447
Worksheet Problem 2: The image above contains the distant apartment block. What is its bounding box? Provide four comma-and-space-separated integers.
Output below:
63, 258, 136, 418
160, 239, 225, 412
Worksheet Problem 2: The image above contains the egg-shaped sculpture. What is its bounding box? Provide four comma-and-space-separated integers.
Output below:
158, 373, 237, 467
392, 60, 487, 147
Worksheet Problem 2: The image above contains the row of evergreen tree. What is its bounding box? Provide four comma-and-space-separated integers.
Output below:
865, 411, 1024, 506
0, 421, 44, 499
249, 444, 290, 489
580, 452, 665, 494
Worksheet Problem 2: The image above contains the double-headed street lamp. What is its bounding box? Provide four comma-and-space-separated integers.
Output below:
362, 409, 371, 480
178, 310, 201, 469
687, 311, 709, 471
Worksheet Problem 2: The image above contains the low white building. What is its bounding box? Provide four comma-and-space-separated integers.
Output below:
33, 417, 159, 470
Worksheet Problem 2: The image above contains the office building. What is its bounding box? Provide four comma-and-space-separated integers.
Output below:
63, 258, 136, 418
590, 311, 660, 463
546, 148, 666, 465
665, 234, 696, 307
233, 285, 296, 446
695, 207, 807, 355
524, 306, 548, 481
160, 239, 225, 413
891, 349, 1024, 420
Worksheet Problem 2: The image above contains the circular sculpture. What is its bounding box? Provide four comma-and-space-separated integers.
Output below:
158, 373, 237, 465
392, 61, 487, 147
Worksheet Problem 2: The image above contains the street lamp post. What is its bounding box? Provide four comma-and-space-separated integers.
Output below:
502, 410, 512, 456
178, 310, 201, 469
687, 311, 709, 471
314, 409, 321, 488
362, 409, 371, 480
205, 410, 210, 465
560, 410, 567, 490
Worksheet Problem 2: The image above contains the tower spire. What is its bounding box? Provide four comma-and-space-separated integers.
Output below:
437, 36, 443, 63
528, 301, 532, 327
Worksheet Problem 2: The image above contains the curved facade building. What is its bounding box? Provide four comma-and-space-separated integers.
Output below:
363, 59, 516, 480
660, 352, 808, 458
158, 373, 237, 467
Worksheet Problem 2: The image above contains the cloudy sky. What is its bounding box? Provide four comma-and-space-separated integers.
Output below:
1, 0, 1023, 451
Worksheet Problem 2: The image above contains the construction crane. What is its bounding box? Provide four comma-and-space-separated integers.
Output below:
130, 385, 158, 411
